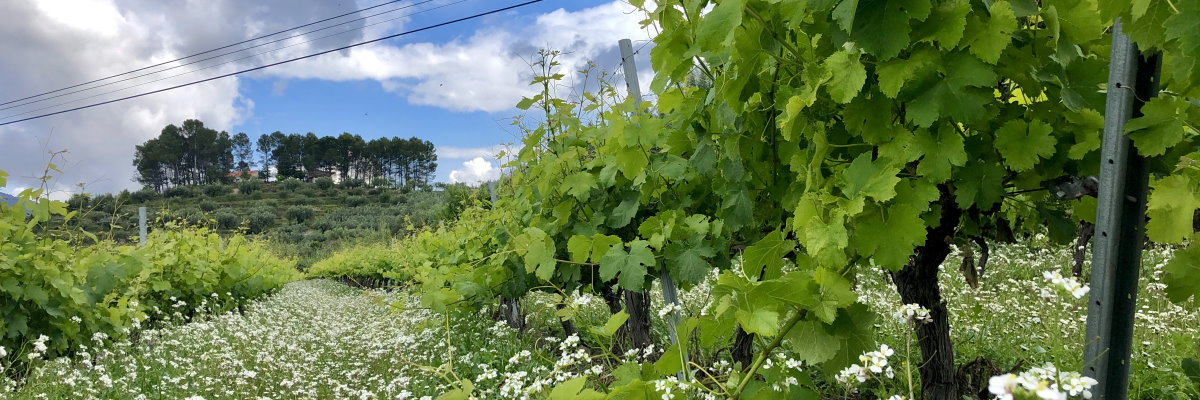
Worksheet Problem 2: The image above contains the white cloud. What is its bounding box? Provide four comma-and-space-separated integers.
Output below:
0, 1, 653, 195
448, 157, 499, 186
262, 1, 655, 112
437, 144, 519, 160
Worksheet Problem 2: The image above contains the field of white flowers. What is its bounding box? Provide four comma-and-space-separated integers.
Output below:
3, 243, 1196, 399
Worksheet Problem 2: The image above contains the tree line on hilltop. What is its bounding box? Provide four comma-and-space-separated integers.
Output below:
133, 119, 437, 191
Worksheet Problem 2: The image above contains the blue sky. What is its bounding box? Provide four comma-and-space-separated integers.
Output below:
232, 0, 645, 183
0, 0, 652, 196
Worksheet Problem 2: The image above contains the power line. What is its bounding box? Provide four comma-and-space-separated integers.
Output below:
0, 0, 542, 127
0, 0, 471, 121
0, 0, 413, 107
0, 0, 442, 113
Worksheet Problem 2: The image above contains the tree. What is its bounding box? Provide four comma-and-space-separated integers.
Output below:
257, 132, 283, 180
231, 132, 254, 172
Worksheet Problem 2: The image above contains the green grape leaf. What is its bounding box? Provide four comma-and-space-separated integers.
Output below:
595, 309, 630, 337
954, 161, 1007, 210
797, 212, 850, 268
1125, 0, 1172, 49
824, 50, 867, 103
994, 119, 1057, 171
848, 0, 917, 59
722, 189, 754, 230
1163, 236, 1200, 306
810, 268, 857, 323
608, 192, 640, 228
823, 304, 877, 374
696, 0, 743, 51
1066, 108, 1105, 159
962, 0, 1016, 63
914, 125, 968, 182
666, 240, 716, 285
437, 380, 474, 400
785, 320, 841, 364
913, 0, 970, 49
905, 53, 996, 126
840, 153, 902, 204
548, 376, 604, 400
741, 231, 795, 280
562, 172, 595, 200
599, 240, 655, 291
615, 146, 649, 179
515, 227, 556, 280
654, 343, 685, 376
876, 49, 937, 98
852, 204, 926, 270
567, 235, 591, 263
1126, 97, 1188, 157
832, 0, 860, 32
516, 94, 542, 110
1146, 174, 1200, 244
735, 308, 780, 336
1164, 2, 1200, 84
591, 234, 623, 263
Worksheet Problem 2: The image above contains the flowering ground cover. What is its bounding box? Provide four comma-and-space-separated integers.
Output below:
5, 243, 1196, 399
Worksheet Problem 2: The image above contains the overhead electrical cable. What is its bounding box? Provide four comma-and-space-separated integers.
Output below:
0, 0, 542, 127
0, 0, 471, 120
0, 0, 442, 113
0, 0, 414, 107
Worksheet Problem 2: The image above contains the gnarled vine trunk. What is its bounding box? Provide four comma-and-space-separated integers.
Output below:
622, 289, 652, 351
499, 297, 525, 331
891, 192, 961, 400
1072, 221, 1095, 277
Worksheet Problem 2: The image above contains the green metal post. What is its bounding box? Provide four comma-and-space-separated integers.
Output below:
1082, 21, 1161, 399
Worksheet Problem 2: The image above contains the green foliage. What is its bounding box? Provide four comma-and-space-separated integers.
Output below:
307, 243, 411, 282
281, 178, 302, 191
285, 206, 315, 223
202, 184, 230, 197
305, 2, 1200, 397
0, 182, 298, 374
237, 179, 261, 195
214, 211, 239, 230
314, 177, 335, 190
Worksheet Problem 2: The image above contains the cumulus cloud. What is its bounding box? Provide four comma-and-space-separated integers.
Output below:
437, 144, 521, 160
0, 0, 654, 195
0, 0, 362, 195
448, 157, 499, 186
263, 1, 655, 112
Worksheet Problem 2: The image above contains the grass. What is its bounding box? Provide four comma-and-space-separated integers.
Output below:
6, 243, 1197, 399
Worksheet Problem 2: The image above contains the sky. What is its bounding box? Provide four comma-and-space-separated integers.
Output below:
0, 0, 656, 198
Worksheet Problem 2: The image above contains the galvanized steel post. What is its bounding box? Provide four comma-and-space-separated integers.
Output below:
1082, 21, 1161, 399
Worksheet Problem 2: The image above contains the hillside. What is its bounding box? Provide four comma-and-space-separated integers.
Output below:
64, 178, 471, 268
1, 192, 14, 206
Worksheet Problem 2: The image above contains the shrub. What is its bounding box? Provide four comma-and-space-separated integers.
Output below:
238, 179, 261, 195
315, 177, 335, 190
245, 211, 276, 233
131, 188, 157, 203
171, 207, 204, 224
202, 184, 231, 197
199, 199, 218, 212
285, 206, 316, 223
281, 178, 303, 191
0, 187, 298, 368
370, 177, 391, 188
164, 186, 196, 198
214, 212, 240, 230
345, 196, 368, 207
342, 178, 365, 188
347, 187, 365, 196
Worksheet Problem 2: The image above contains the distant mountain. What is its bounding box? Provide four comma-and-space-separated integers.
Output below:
1, 192, 16, 207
